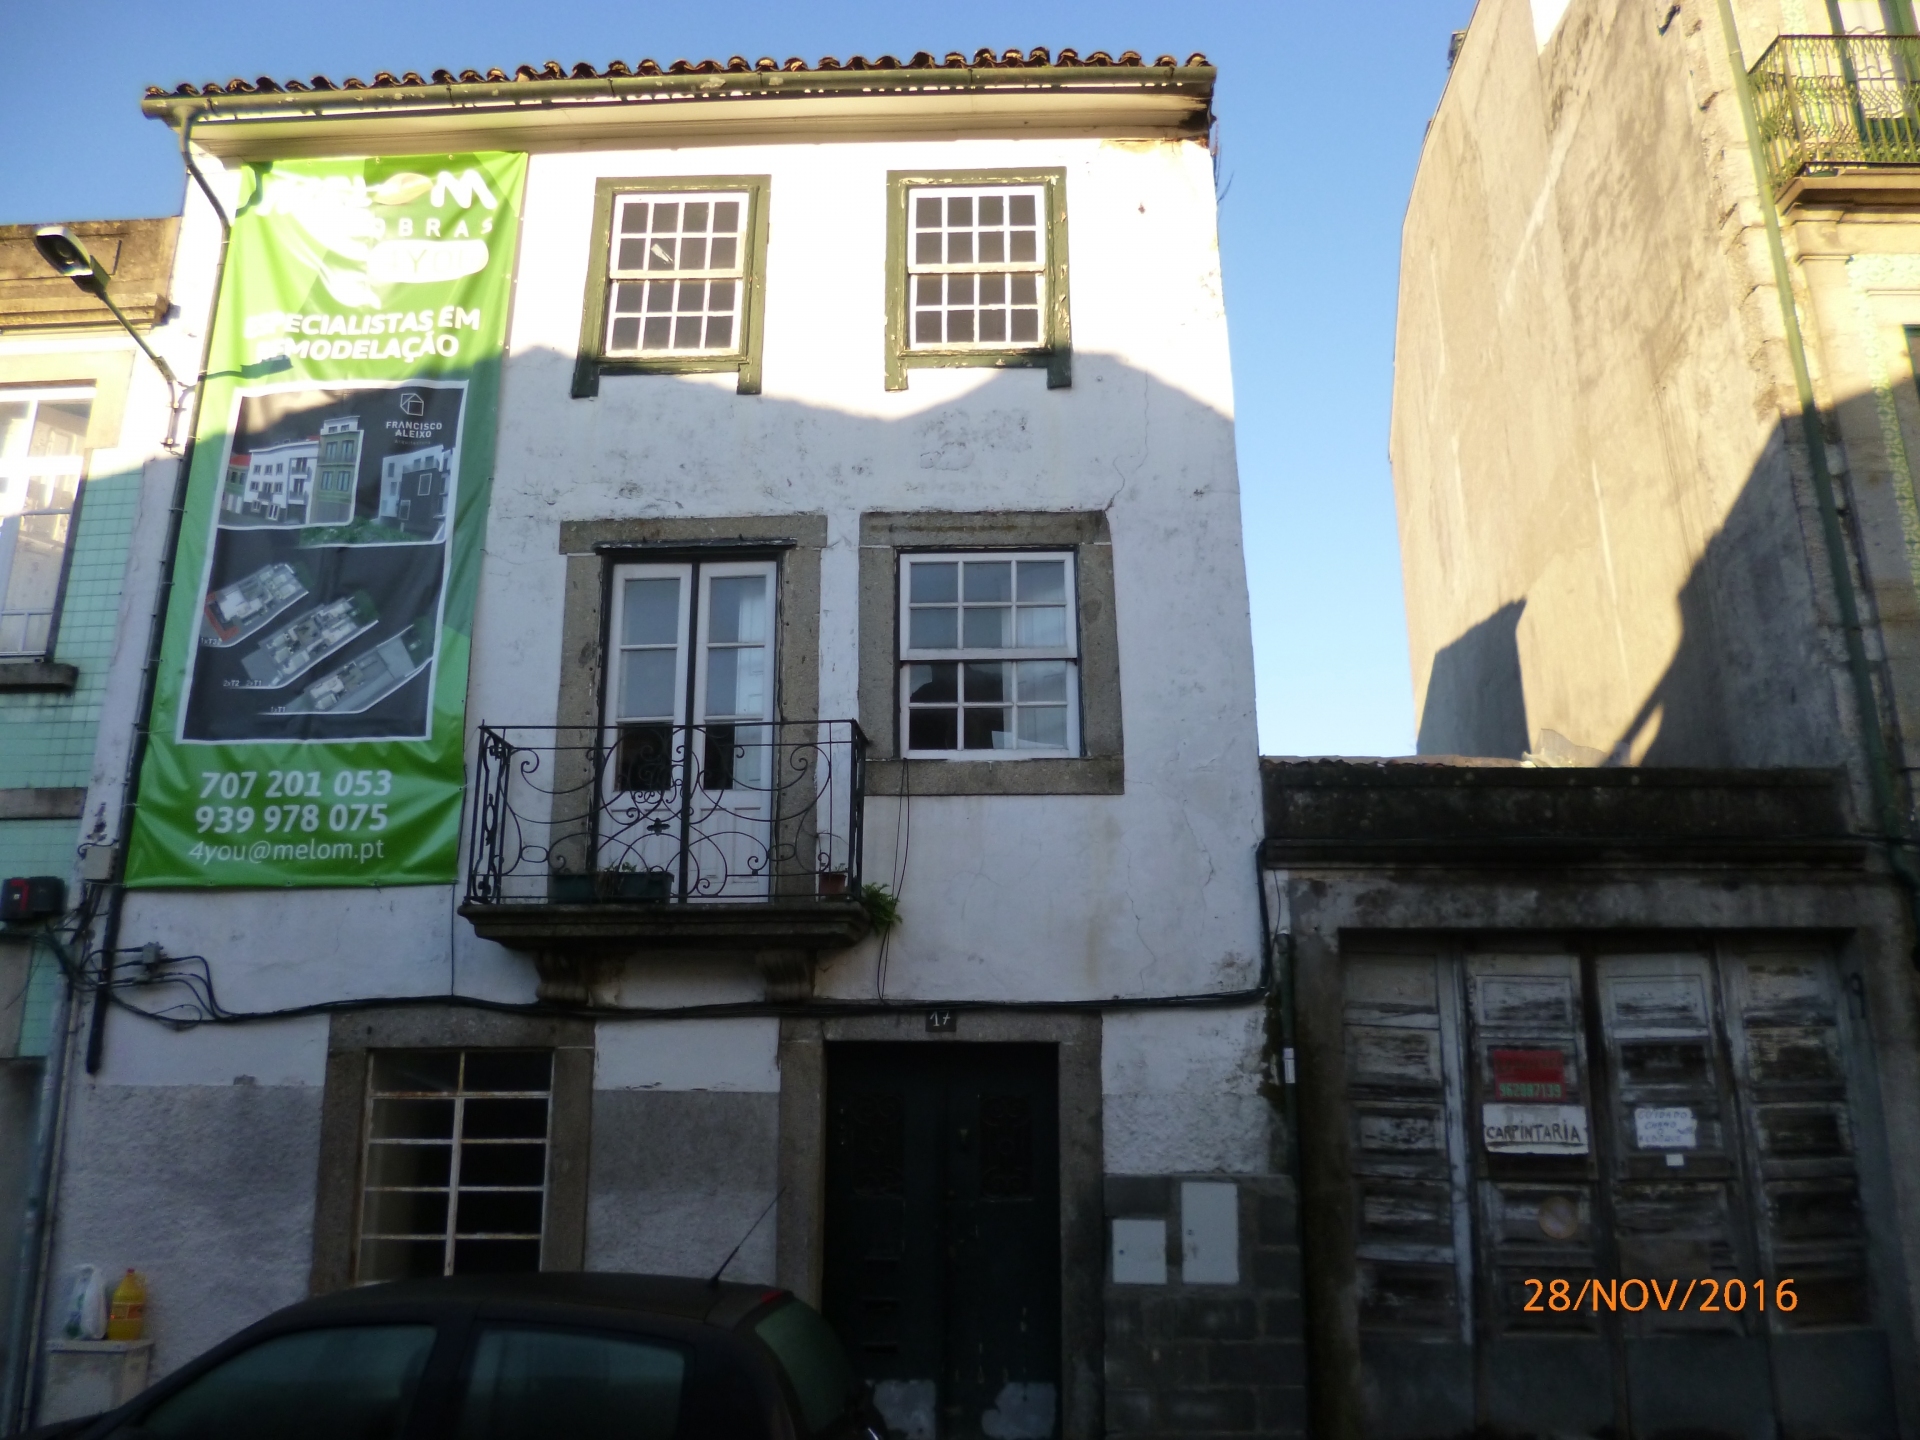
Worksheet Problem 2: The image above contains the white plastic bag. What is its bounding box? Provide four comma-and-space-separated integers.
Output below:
63, 1265, 107, 1341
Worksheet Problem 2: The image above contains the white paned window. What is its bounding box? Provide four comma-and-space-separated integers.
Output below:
604, 193, 749, 356
602, 559, 779, 897
907, 187, 1046, 349
0, 387, 91, 657
357, 1050, 552, 1283
606, 559, 777, 786
900, 552, 1079, 757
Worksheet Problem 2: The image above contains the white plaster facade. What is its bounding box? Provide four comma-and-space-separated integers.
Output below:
28, 57, 1287, 1436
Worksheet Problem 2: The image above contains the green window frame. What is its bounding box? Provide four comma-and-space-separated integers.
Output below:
885, 168, 1071, 392
573, 175, 772, 399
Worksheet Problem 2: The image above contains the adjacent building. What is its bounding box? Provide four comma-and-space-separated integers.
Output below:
15, 49, 1305, 1440
1263, 756, 1919, 1439
1339, 0, 1920, 1435
0, 216, 185, 1425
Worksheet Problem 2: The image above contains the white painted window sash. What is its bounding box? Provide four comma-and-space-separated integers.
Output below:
606, 562, 695, 729
0, 385, 92, 658
898, 550, 1080, 760
905, 185, 1049, 352
604, 191, 751, 358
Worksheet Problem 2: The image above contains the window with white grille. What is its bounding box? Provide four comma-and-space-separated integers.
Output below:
0, 387, 91, 657
900, 552, 1079, 757
907, 187, 1047, 349
357, 1049, 552, 1282
604, 193, 749, 356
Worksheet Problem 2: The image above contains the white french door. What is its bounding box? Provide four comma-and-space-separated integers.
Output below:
603, 559, 777, 899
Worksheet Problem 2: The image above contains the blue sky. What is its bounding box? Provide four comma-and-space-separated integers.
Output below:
0, 0, 1476, 756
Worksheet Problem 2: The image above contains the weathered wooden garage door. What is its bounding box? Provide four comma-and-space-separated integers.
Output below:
823, 1043, 1061, 1440
1342, 946, 1897, 1439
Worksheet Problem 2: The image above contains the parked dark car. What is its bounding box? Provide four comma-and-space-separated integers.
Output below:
25, 1272, 883, 1440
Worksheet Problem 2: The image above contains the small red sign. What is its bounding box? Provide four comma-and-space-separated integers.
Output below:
1491, 1048, 1566, 1100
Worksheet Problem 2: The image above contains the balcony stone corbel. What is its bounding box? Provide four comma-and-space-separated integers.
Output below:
754, 948, 815, 1004
531, 950, 623, 1007
520, 938, 836, 1006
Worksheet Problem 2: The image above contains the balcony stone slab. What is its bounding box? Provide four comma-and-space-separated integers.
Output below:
458, 898, 872, 1005
458, 898, 871, 951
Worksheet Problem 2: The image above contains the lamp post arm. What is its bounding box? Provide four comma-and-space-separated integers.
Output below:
96, 287, 182, 393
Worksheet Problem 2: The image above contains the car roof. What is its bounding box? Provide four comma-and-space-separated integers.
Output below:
284, 1272, 789, 1330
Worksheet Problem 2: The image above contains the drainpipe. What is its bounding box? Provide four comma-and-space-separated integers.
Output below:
1715, 0, 1920, 929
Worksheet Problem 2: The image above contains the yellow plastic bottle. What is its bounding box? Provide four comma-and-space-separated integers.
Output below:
105, 1270, 145, 1342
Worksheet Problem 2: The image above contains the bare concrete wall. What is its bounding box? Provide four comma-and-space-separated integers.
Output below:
43, 1081, 322, 1378
588, 1018, 781, 1285
1392, 0, 1862, 774
586, 1091, 779, 1282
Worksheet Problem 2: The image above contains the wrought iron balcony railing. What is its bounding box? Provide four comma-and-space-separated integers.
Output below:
464, 721, 866, 908
1752, 34, 1920, 194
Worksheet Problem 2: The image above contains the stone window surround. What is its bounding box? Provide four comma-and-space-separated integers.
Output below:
555, 515, 825, 741
860, 510, 1122, 796
309, 1007, 594, 1293
571, 175, 773, 399
774, 1011, 1105, 1440
0, 354, 134, 454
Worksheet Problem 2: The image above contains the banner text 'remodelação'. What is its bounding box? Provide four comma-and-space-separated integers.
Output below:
244, 307, 486, 366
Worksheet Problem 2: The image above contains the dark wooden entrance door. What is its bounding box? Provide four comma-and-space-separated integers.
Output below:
823, 1043, 1061, 1440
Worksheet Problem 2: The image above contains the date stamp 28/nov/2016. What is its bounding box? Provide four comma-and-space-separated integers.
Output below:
1523, 1277, 1797, 1313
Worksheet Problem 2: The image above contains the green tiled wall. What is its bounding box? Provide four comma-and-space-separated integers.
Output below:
2, 460, 138, 1057
0, 464, 141, 793
0, 819, 77, 880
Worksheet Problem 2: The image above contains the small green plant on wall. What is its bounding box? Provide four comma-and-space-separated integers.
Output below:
860, 883, 901, 935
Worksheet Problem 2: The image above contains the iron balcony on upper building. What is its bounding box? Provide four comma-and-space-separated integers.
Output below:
1751, 33, 1920, 201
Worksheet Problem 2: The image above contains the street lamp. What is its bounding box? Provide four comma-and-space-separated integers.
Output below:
33, 226, 191, 444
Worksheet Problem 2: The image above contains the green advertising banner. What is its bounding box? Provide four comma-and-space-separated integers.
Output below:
125, 152, 528, 888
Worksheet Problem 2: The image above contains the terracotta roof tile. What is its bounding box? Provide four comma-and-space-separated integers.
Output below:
145, 48, 1207, 99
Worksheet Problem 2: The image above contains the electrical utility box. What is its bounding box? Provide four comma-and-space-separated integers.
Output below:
1, 876, 65, 923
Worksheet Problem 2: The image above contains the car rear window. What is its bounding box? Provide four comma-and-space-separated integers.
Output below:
456, 1325, 686, 1440
138, 1324, 435, 1440
754, 1301, 854, 1435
